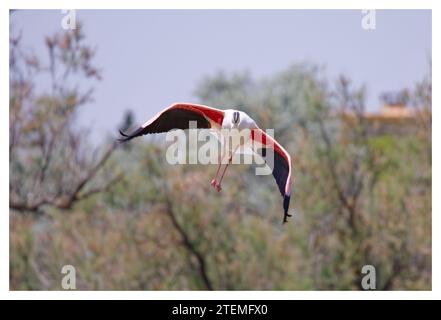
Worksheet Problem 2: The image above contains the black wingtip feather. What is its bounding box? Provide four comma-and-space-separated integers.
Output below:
117, 127, 147, 143
119, 129, 129, 137
117, 130, 130, 143
282, 194, 291, 224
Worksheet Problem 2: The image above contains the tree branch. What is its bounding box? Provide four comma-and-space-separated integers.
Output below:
164, 199, 213, 290
10, 143, 119, 213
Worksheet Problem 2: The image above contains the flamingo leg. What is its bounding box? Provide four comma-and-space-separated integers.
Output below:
211, 140, 227, 188
211, 161, 224, 188
215, 146, 239, 192
215, 156, 232, 192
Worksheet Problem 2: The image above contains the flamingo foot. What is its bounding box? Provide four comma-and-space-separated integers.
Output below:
210, 179, 222, 192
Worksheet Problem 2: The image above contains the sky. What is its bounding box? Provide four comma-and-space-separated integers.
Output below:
10, 10, 431, 140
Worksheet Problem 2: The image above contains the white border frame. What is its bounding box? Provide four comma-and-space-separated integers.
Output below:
2, 0, 437, 300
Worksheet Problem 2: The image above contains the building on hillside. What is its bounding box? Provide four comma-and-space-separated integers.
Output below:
340, 91, 428, 136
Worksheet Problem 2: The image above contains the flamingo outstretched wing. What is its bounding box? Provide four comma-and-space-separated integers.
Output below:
251, 128, 292, 223
118, 103, 225, 142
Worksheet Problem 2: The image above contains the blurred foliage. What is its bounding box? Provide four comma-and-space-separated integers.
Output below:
10, 24, 431, 290
9, 23, 120, 215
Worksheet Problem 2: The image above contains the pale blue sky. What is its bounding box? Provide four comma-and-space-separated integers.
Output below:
11, 10, 431, 140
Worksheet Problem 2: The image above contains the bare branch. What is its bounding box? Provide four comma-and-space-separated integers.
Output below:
10, 143, 119, 213
164, 198, 213, 290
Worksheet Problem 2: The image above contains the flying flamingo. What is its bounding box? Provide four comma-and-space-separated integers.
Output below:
118, 103, 293, 223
